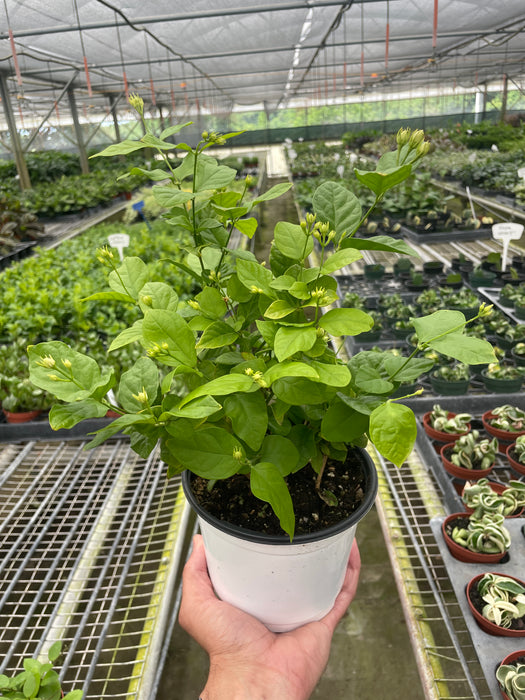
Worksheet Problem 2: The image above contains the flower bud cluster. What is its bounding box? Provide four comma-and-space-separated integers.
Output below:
96, 246, 115, 267
128, 93, 144, 116
202, 131, 226, 146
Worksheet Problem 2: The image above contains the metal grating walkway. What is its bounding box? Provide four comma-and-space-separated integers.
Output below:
0, 438, 191, 700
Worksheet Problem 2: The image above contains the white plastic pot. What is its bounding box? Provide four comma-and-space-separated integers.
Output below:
182, 449, 377, 632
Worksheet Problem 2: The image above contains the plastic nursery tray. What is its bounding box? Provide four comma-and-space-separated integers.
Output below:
430, 517, 525, 699
400, 223, 493, 244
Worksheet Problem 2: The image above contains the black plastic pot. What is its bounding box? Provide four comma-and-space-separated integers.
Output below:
430, 372, 470, 396
481, 371, 523, 393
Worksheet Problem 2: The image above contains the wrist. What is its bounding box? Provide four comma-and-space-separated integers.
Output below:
201, 660, 305, 700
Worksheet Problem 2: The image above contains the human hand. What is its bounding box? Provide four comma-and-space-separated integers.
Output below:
178, 534, 361, 700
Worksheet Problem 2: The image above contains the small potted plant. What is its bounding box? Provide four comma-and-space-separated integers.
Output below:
0, 641, 83, 699
440, 430, 498, 480
481, 363, 525, 394
422, 403, 471, 442
511, 342, 525, 367
393, 257, 414, 278
469, 265, 497, 288
496, 650, 525, 700
27, 109, 497, 631
0, 377, 50, 423
483, 405, 525, 441
430, 363, 470, 395
506, 434, 525, 476
466, 572, 525, 637
442, 512, 511, 563
363, 262, 385, 281
461, 478, 524, 518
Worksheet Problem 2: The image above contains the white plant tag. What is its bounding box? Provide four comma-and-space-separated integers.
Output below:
108, 233, 130, 261
492, 223, 524, 271
518, 167, 525, 182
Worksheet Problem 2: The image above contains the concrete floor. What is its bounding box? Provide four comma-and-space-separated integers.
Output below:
159, 506, 425, 699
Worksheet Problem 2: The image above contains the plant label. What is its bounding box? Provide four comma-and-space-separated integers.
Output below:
108, 232, 130, 261
518, 167, 525, 182
492, 223, 524, 271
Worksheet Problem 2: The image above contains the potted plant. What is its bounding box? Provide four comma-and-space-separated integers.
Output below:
466, 572, 525, 637
506, 435, 525, 476
0, 641, 83, 699
440, 430, 498, 480
483, 405, 525, 441
1, 378, 50, 423
393, 257, 414, 278
442, 512, 511, 563
497, 651, 525, 700
469, 265, 497, 288
422, 404, 471, 442
461, 478, 524, 518
511, 343, 525, 367
363, 262, 385, 281
430, 363, 470, 395
27, 108, 497, 630
481, 363, 525, 394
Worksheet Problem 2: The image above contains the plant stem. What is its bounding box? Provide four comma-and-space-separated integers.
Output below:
315, 453, 328, 492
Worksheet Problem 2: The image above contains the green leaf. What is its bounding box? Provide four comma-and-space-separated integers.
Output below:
166, 424, 242, 479
369, 403, 416, 466
118, 357, 159, 412
250, 182, 292, 205
108, 257, 149, 300
63, 691, 84, 700
29, 342, 115, 401
382, 355, 433, 382
260, 435, 299, 476
141, 133, 178, 151
264, 299, 297, 319
23, 673, 38, 698
195, 159, 237, 191
108, 320, 143, 351
179, 373, 254, 407
340, 235, 417, 257
83, 290, 135, 304
91, 139, 147, 157
161, 395, 221, 420
235, 217, 258, 238
309, 360, 350, 387
159, 122, 193, 140
236, 258, 275, 297
272, 377, 335, 405
430, 334, 496, 365
129, 166, 170, 181
250, 462, 295, 539
321, 399, 370, 443
138, 282, 179, 312
354, 163, 413, 196
151, 186, 196, 208
319, 308, 373, 336
196, 287, 227, 318
263, 361, 319, 385
320, 249, 362, 274
49, 400, 108, 429
411, 309, 466, 343
196, 321, 238, 349
312, 182, 362, 239
47, 641, 62, 663
224, 391, 268, 450
274, 221, 313, 260
85, 414, 153, 449
142, 309, 197, 367
274, 326, 317, 361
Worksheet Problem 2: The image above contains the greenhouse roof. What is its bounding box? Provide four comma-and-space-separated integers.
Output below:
0, 0, 524, 124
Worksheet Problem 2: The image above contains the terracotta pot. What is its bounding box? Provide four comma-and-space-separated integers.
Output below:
442, 514, 508, 564
440, 443, 495, 481
496, 649, 525, 700
461, 481, 524, 518
422, 411, 470, 443
482, 411, 525, 442
467, 573, 525, 637
3, 409, 41, 424
506, 443, 525, 477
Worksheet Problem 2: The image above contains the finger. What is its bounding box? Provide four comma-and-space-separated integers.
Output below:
179, 535, 215, 629
321, 540, 361, 631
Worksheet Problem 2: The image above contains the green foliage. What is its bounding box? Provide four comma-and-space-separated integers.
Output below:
497, 658, 525, 700
28, 111, 496, 540
0, 641, 83, 699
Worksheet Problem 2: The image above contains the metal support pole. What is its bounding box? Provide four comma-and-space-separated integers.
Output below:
0, 72, 31, 190
500, 73, 508, 122
67, 87, 89, 174
110, 95, 122, 143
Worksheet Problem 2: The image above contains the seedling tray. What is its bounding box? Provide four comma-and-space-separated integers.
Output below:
401, 224, 493, 243
430, 517, 525, 699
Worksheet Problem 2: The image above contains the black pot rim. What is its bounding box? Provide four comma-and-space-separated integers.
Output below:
181, 447, 378, 545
